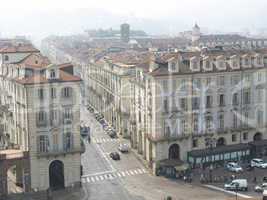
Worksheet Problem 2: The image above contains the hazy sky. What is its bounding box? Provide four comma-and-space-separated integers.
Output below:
0, 0, 266, 40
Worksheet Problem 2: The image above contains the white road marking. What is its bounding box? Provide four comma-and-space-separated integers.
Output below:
204, 185, 252, 199
125, 171, 130, 176
99, 175, 104, 181
142, 169, 147, 173
121, 172, 126, 177
91, 177, 95, 182
86, 177, 90, 183
134, 170, 139, 174
117, 172, 122, 177
95, 176, 99, 181
129, 170, 135, 175
138, 169, 143, 174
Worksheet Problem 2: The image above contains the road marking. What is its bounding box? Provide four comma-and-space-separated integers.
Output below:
137, 169, 143, 174
142, 169, 147, 173
121, 172, 126, 177
95, 176, 99, 181
133, 170, 139, 174
117, 172, 122, 177
125, 171, 130, 176
204, 185, 252, 199
129, 170, 135, 175
82, 170, 115, 177
86, 177, 90, 183
91, 177, 95, 182
99, 175, 104, 181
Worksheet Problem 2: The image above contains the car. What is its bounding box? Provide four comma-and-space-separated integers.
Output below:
118, 144, 129, 153
251, 158, 267, 169
224, 179, 248, 191
226, 162, 243, 173
108, 130, 117, 138
109, 152, 120, 160
255, 183, 267, 193
80, 126, 90, 137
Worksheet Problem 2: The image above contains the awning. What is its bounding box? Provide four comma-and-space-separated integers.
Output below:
188, 143, 250, 158
175, 163, 189, 172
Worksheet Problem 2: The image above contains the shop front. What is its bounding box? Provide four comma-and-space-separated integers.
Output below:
187, 143, 251, 168
156, 159, 190, 179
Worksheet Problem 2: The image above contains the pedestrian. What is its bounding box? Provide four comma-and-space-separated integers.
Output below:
88, 135, 91, 144
200, 173, 204, 184
253, 176, 257, 183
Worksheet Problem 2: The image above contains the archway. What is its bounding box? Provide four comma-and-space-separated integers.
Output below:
49, 160, 64, 190
168, 144, 180, 160
253, 132, 263, 141
216, 137, 226, 147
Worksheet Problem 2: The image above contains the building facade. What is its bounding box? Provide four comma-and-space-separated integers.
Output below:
0, 40, 82, 195
131, 48, 267, 174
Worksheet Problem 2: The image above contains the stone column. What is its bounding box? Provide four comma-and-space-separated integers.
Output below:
0, 160, 8, 198
16, 162, 23, 187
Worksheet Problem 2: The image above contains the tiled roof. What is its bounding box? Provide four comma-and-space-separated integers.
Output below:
15, 53, 51, 69
0, 44, 40, 53
15, 70, 81, 85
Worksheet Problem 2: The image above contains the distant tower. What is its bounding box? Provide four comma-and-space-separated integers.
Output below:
120, 23, 130, 43
192, 23, 201, 43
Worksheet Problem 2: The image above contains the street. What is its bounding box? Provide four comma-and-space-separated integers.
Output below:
80, 105, 232, 200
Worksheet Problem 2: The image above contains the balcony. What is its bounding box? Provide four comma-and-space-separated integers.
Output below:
147, 133, 190, 142
37, 147, 83, 158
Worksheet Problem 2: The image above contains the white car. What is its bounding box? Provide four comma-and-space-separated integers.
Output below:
118, 144, 130, 153
251, 159, 267, 169
255, 183, 267, 193
224, 179, 248, 191
226, 162, 243, 173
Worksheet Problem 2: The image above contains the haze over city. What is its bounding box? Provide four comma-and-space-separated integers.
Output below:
1, 0, 267, 40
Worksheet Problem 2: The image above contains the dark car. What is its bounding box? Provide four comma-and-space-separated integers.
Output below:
108, 130, 117, 138
110, 152, 120, 160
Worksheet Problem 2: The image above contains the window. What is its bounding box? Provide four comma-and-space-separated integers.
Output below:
219, 94, 225, 107
192, 139, 198, 148
206, 116, 212, 130
244, 58, 249, 65
206, 77, 212, 86
193, 115, 198, 132
257, 57, 262, 65
50, 110, 57, 125
192, 60, 198, 70
170, 62, 176, 71
164, 122, 171, 137
258, 72, 262, 82
163, 98, 168, 112
38, 88, 44, 100
38, 135, 49, 152
232, 93, 238, 105
64, 132, 73, 151
62, 87, 72, 98
50, 69, 56, 78
36, 111, 47, 126
218, 114, 224, 129
50, 88, 56, 99
231, 75, 239, 86
205, 60, 211, 69
233, 114, 238, 128
243, 132, 248, 141
257, 110, 263, 126
206, 95, 212, 108
243, 89, 251, 104
180, 98, 188, 111
232, 134, 237, 142
4, 55, 9, 61
244, 111, 249, 127
63, 107, 72, 120
257, 89, 263, 103
181, 119, 187, 134
217, 76, 224, 86
192, 97, 200, 110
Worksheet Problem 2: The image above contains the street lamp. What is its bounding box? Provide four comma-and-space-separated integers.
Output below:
205, 137, 217, 182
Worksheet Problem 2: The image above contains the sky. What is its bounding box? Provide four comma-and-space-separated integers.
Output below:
0, 0, 267, 40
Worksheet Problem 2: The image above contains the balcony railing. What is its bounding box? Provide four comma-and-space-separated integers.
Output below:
37, 147, 83, 158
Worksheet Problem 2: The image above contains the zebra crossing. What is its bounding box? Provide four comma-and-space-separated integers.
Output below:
82, 168, 147, 184
92, 137, 118, 144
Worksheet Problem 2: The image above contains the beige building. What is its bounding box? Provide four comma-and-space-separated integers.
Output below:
131, 48, 267, 174
83, 50, 149, 137
0, 41, 82, 195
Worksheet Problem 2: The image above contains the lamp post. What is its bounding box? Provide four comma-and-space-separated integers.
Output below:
205, 137, 217, 182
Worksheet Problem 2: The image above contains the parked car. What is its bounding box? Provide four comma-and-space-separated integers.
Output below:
109, 152, 120, 160
254, 183, 267, 193
87, 106, 94, 113
251, 158, 267, 169
226, 162, 243, 173
118, 144, 129, 153
224, 179, 248, 191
